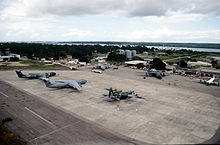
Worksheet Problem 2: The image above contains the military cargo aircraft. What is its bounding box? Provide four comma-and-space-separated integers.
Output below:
145, 69, 163, 79
15, 70, 56, 79
104, 88, 141, 101
93, 64, 110, 71
200, 77, 220, 86
42, 78, 87, 91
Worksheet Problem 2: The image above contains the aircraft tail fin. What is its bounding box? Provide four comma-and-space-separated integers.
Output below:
107, 90, 120, 101
15, 70, 25, 78
76, 79, 87, 85
110, 95, 120, 101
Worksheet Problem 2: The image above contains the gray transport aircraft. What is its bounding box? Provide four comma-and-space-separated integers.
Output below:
145, 69, 163, 79
15, 70, 56, 79
42, 78, 87, 91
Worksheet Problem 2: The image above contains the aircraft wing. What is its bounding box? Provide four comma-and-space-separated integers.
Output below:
39, 73, 49, 80
207, 77, 215, 84
55, 80, 72, 83
67, 81, 82, 91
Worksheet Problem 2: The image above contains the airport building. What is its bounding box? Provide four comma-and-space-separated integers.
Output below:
0, 54, 20, 62
198, 68, 220, 78
187, 61, 212, 68
125, 60, 146, 66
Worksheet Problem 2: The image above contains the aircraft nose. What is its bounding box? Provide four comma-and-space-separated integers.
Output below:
81, 79, 87, 84
50, 72, 56, 76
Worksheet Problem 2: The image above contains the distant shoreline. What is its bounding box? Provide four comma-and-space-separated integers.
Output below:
1, 41, 220, 52
2, 41, 220, 52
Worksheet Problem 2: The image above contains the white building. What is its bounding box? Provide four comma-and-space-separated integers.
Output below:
0, 54, 20, 62
125, 60, 146, 66
79, 62, 87, 66
187, 61, 212, 68
66, 59, 79, 66
199, 68, 220, 78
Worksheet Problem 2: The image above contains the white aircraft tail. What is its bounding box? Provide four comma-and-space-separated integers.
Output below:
206, 77, 215, 84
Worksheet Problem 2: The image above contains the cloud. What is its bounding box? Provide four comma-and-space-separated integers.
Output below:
0, 20, 52, 41
61, 29, 92, 38
144, 12, 204, 24
0, 0, 124, 18
0, 0, 219, 42
1, 0, 220, 18
118, 28, 176, 40
0, 17, 92, 41
119, 30, 151, 39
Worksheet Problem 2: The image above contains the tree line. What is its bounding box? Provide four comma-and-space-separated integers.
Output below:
0, 42, 209, 63
0, 43, 159, 62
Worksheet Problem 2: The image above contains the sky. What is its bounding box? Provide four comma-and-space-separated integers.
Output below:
0, 0, 220, 43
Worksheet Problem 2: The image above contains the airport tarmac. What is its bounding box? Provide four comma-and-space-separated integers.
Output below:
0, 80, 144, 145
0, 67, 220, 144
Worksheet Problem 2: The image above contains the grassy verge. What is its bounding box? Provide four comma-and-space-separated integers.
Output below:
20, 60, 45, 65
0, 65, 68, 70
0, 121, 26, 145
162, 52, 220, 64
0, 60, 69, 70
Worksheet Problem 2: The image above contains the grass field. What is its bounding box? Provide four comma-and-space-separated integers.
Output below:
0, 121, 26, 145
0, 60, 68, 70
0, 65, 68, 70
161, 52, 220, 64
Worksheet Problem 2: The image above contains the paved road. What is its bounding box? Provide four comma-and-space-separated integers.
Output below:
0, 80, 145, 145
163, 56, 190, 62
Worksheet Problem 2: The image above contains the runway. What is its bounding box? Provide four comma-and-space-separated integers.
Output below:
0, 80, 145, 145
